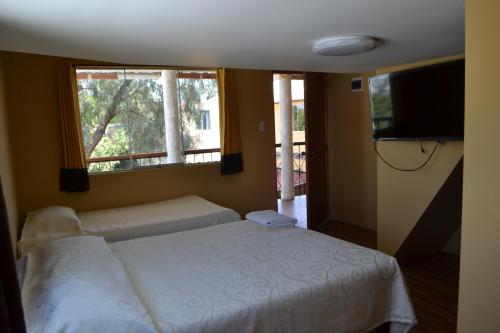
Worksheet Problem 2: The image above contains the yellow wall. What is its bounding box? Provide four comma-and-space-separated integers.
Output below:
327, 73, 377, 231
0, 53, 19, 254
1, 51, 278, 233
374, 55, 465, 255
377, 141, 463, 255
458, 0, 500, 331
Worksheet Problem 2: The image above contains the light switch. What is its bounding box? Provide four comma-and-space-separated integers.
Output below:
258, 122, 266, 132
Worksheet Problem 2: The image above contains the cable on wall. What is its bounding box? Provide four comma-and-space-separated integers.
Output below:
374, 141, 441, 172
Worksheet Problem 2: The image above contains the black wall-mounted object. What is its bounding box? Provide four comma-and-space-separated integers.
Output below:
351, 77, 363, 92
369, 60, 465, 141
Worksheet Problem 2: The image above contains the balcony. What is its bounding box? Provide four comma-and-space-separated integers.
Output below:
88, 143, 308, 195
275, 141, 307, 198
87, 148, 221, 173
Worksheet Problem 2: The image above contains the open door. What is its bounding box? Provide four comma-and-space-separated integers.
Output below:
304, 72, 329, 230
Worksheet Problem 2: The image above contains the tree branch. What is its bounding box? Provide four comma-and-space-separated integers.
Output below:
85, 80, 132, 156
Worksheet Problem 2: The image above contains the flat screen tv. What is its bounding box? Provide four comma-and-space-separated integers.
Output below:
369, 60, 464, 141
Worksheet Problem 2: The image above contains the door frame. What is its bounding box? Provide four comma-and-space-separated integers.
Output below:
272, 71, 329, 230
304, 72, 329, 230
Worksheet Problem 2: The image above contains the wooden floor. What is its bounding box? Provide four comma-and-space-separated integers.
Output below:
317, 220, 459, 333
277, 195, 307, 229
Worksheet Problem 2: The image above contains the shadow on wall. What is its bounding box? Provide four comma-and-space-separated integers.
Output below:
376, 140, 464, 256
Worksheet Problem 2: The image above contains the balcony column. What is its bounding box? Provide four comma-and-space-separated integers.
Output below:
161, 70, 183, 164
279, 74, 294, 200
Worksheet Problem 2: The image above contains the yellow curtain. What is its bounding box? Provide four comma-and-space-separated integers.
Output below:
217, 68, 243, 174
56, 63, 89, 191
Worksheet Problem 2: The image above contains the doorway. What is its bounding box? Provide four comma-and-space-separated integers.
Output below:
273, 73, 307, 228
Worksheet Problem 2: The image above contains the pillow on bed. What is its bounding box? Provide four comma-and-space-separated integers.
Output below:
18, 206, 83, 256
22, 236, 157, 333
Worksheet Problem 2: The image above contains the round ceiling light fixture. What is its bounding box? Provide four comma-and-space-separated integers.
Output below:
312, 36, 378, 56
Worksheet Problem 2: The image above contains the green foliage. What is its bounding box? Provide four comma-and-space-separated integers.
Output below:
126, 79, 166, 154
369, 75, 393, 130
78, 78, 127, 150
372, 93, 393, 118
292, 104, 305, 131
178, 78, 217, 150
371, 91, 393, 130
92, 127, 129, 158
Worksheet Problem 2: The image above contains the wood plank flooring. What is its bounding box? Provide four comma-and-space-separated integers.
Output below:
316, 220, 459, 333
400, 253, 459, 333
278, 195, 307, 229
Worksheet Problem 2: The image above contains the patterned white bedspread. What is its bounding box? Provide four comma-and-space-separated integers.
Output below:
78, 195, 241, 242
22, 221, 417, 333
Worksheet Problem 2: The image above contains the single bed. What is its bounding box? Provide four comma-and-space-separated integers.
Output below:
21, 221, 417, 333
18, 196, 241, 256
77, 195, 241, 242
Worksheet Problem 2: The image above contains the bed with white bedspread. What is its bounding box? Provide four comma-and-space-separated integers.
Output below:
78, 195, 241, 242
21, 221, 417, 333
18, 196, 241, 256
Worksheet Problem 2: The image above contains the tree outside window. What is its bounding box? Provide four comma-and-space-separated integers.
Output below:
76, 69, 220, 173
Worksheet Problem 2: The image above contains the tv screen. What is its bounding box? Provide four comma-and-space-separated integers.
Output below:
369, 60, 464, 141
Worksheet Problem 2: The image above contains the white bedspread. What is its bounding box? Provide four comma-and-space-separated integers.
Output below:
22, 236, 157, 333
78, 195, 241, 242
22, 222, 417, 333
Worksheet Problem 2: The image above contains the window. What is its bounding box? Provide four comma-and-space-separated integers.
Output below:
76, 68, 221, 173
196, 110, 211, 130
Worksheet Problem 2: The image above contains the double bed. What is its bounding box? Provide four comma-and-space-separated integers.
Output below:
18, 198, 417, 333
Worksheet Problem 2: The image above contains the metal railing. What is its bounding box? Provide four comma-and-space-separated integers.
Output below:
275, 141, 307, 198
87, 148, 221, 173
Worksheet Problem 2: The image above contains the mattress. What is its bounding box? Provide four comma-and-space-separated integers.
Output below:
22, 221, 417, 333
78, 195, 241, 242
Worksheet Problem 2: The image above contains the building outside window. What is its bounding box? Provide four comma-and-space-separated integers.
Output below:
196, 110, 211, 130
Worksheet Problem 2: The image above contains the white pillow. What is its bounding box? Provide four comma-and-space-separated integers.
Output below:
18, 206, 83, 256
22, 236, 157, 333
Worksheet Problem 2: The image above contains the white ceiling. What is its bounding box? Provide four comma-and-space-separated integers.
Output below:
0, 0, 464, 73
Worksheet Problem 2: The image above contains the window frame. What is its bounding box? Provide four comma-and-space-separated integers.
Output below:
74, 65, 222, 174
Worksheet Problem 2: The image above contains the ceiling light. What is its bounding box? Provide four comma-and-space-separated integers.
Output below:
312, 36, 378, 56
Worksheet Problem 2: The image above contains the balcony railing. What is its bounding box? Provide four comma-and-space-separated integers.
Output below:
87, 148, 221, 173
276, 141, 307, 198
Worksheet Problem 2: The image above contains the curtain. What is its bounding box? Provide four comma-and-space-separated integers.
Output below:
217, 68, 243, 174
56, 63, 89, 192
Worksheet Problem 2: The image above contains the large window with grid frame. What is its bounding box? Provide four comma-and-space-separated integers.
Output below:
76, 68, 221, 173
